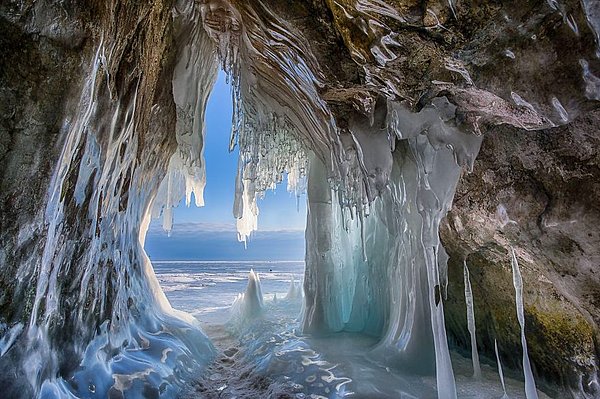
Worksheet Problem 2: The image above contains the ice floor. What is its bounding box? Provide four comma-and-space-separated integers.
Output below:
155, 261, 551, 399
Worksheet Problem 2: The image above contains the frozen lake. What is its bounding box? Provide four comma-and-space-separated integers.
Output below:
153, 260, 305, 324
154, 261, 553, 399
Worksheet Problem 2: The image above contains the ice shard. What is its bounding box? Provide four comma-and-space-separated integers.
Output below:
286, 276, 301, 300
495, 339, 510, 399
464, 261, 482, 379
510, 248, 539, 399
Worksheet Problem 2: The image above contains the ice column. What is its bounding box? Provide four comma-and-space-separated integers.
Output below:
302, 99, 482, 398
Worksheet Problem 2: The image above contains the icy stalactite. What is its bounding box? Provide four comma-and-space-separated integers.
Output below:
495, 339, 510, 399
152, 7, 219, 234
234, 175, 257, 244
510, 248, 539, 399
302, 98, 482, 397
463, 260, 482, 380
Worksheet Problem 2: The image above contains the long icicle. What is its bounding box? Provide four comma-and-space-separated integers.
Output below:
495, 339, 509, 399
510, 247, 539, 399
463, 260, 481, 379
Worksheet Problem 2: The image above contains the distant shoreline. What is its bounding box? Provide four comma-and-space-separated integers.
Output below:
152, 260, 305, 264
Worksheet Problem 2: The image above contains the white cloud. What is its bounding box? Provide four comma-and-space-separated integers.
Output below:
147, 221, 304, 238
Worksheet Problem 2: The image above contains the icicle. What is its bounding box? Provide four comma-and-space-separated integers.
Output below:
162, 172, 173, 235
0, 323, 24, 357
426, 245, 457, 399
235, 179, 259, 243
447, 0, 458, 20
463, 260, 481, 379
359, 211, 368, 262
495, 339, 509, 399
510, 247, 539, 399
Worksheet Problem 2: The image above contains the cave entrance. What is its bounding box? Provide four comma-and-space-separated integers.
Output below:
144, 71, 307, 326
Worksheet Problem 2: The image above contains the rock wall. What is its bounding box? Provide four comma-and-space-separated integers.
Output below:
442, 111, 600, 396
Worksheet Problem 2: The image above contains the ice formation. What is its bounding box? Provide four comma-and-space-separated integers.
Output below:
152, 5, 219, 233
285, 276, 301, 300
230, 270, 264, 324
463, 261, 481, 380
495, 339, 510, 399
510, 248, 539, 399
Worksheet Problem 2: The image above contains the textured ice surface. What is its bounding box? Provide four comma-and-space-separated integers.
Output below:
10, 8, 218, 397
157, 263, 553, 399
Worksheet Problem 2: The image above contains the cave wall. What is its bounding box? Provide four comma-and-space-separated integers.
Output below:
442, 110, 600, 395
0, 1, 216, 396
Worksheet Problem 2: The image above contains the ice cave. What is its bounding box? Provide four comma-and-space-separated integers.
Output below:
0, 0, 599, 398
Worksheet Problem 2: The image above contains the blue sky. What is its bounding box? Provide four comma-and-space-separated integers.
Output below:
145, 71, 306, 261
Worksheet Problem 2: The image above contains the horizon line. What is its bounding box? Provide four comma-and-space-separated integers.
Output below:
151, 259, 305, 264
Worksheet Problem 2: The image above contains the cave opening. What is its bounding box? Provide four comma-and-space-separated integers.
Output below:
143, 70, 307, 329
